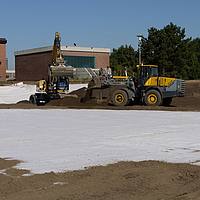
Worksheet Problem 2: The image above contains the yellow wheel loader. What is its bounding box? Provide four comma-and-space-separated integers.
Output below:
85, 65, 186, 106
29, 32, 74, 105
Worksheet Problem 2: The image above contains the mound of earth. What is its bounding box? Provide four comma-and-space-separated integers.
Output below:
45, 87, 87, 107
45, 87, 109, 108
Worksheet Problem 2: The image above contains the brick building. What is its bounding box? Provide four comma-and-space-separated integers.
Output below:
0, 38, 7, 80
15, 46, 110, 81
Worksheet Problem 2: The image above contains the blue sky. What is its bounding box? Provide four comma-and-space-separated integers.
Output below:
1, 0, 200, 69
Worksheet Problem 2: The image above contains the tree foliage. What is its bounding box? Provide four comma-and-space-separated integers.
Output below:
141, 22, 191, 79
110, 23, 200, 80
110, 44, 138, 76
187, 38, 200, 79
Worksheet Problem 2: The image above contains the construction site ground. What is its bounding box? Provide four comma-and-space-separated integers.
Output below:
0, 80, 200, 112
1, 80, 200, 199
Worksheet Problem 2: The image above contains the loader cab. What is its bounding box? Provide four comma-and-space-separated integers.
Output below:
137, 65, 158, 86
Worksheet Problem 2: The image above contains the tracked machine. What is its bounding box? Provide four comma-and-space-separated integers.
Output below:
85, 64, 186, 106
29, 32, 74, 105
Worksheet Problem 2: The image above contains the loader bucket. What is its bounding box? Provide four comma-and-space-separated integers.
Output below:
81, 77, 102, 103
88, 76, 102, 88
82, 76, 111, 104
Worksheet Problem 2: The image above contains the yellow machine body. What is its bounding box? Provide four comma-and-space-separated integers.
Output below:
36, 32, 73, 94
85, 64, 186, 107
37, 80, 47, 92
30, 32, 74, 105
136, 65, 176, 87
144, 77, 176, 86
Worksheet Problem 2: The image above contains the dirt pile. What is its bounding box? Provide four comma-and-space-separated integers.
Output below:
1, 158, 200, 200
45, 87, 87, 107
45, 86, 109, 108
45, 87, 107, 107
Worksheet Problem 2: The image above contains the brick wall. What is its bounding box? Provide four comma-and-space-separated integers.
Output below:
15, 51, 52, 81
62, 51, 110, 70
0, 40, 7, 80
15, 50, 110, 81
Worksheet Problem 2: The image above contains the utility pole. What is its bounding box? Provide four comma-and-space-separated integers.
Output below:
137, 35, 143, 65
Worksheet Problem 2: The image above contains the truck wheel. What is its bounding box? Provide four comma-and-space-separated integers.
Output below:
29, 94, 36, 104
144, 90, 162, 106
112, 90, 128, 106
162, 97, 172, 106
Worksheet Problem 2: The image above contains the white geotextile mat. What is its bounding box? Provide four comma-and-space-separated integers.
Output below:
0, 109, 200, 175
0, 83, 87, 104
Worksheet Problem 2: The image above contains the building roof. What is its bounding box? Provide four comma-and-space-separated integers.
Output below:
0, 38, 7, 44
14, 46, 53, 56
62, 46, 111, 53
14, 46, 111, 56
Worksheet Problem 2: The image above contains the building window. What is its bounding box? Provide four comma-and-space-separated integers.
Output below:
63, 55, 95, 68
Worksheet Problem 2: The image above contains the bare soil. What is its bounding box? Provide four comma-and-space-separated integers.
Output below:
1, 80, 200, 199
1, 158, 200, 200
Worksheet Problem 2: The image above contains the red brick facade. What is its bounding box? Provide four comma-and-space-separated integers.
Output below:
15, 48, 110, 81
15, 51, 52, 81
0, 39, 7, 80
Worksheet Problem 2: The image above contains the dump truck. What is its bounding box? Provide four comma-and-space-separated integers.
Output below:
29, 32, 74, 105
84, 64, 186, 106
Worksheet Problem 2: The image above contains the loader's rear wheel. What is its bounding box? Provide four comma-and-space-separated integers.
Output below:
112, 90, 128, 106
144, 90, 162, 106
29, 94, 36, 104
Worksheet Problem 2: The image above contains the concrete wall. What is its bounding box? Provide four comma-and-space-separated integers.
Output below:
0, 39, 7, 80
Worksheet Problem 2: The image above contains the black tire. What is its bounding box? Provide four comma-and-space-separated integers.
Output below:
144, 90, 162, 106
162, 97, 172, 106
45, 94, 51, 104
36, 100, 40, 106
112, 90, 128, 106
29, 94, 36, 104
126, 99, 131, 106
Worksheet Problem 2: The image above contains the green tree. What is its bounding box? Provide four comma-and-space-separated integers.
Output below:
187, 38, 200, 79
141, 22, 191, 79
110, 44, 138, 76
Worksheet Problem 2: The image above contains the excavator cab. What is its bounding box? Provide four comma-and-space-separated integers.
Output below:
57, 77, 69, 92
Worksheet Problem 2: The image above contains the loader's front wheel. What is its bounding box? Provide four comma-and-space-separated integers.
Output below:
144, 90, 162, 106
112, 90, 128, 106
